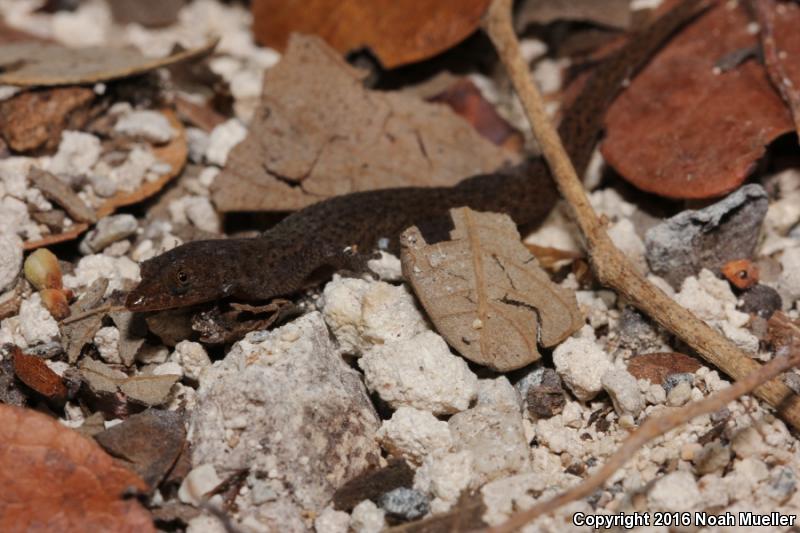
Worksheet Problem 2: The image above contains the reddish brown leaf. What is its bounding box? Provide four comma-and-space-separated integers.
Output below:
0, 87, 96, 153
429, 79, 523, 152
627, 352, 702, 384
721, 258, 759, 290
11, 346, 67, 403
251, 0, 491, 68
602, 0, 794, 199
755, 0, 800, 138
0, 404, 153, 532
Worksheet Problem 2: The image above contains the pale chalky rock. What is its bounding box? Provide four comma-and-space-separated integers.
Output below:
477, 376, 522, 410
413, 450, 474, 514
63, 254, 140, 296
322, 277, 427, 355
675, 270, 758, 353
93, 326, 121, 365
608, 218, 647, 272
448, 403, 530, 487
114, 110, 176, 143
645, 184, 768, 288
171, 340, 211, 381
79, 214, 138, 255
190, 312, 380, 517
19, 293, 60, 346
205, 118, 247, 166
779, 247, 800, 310
49, 131, 101, 177
168, 195, 221, 234
179, 463, 223, 506
350, 500, 386, 533
552, 326, 612, 401
481, 472, 580, 527
314, 506, 350, 533
0, 232, 22, 292
376, 406, 453, 464
602, 368, 643, 417
647, 471, 702, 511
359, 331, 478, 415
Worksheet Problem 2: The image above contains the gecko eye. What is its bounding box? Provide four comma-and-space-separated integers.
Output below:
176, 270, 189, 285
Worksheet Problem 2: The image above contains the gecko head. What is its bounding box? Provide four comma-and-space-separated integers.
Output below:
126, 240, 239, 312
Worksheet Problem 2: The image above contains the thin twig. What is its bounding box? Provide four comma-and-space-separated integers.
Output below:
482, 0, 800, 430
60, 304, 124, 324
487, 343, 800, 532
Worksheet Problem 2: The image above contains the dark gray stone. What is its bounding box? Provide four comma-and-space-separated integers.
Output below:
645, 184, 768, 288
378, 487, 430, 522
738, 284, 782, 319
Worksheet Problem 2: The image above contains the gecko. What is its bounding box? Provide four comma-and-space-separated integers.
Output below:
126, 0, 705, 312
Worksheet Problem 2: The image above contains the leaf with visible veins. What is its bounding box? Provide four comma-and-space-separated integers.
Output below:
401, 207, 583, 372
0, 404, 153, 532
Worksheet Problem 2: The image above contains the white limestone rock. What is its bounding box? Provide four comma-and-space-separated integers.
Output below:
172, 340, 211, 381
18, 293, 60, 346
350, 500, 386, 533
114, 110, 176, 144
314, 506, 350, 533
448, 403, 531, 487
206, 118, 247, 166
602, 368, 644, 417
359, 331, 478, 415
0, 232, 22, 292
376, 406, 453, 464
49, 131, 101, 177
647, 471, 702, 511
552, 326, 612, 401
413, 450, 474, 514
190, 312, 380, 515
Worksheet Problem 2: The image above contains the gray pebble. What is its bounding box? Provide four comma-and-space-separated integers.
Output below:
645, 184, 768, 288
663, 372, 694, 393
378, 487, 429, 522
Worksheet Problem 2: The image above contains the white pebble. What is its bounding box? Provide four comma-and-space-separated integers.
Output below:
172, 340, 211, 381
647, 471, 702, 511
553, 326, 612, 401
602, 368, 644, 417
205, 118, 247, 166
358, 331, 478, 415
0, 232, 22, 292
19, 293, 60, 346
114, 110, 176, 144
314, 506, 350, 533
49, 131, 101, 177
376, 406, 453, 464
349, 500, 386, 533
414, 450, 474, 512
93, 326, 121, 365
179, 464, 223, 506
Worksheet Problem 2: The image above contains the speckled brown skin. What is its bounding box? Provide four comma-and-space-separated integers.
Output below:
126, 0, 704, 312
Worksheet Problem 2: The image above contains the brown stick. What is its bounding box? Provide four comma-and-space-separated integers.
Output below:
482, 0, 800, 430
487, 340, 800, 532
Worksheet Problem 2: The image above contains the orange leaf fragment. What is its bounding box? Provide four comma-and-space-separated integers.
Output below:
0, 404, 154, 532
11, 346, 67, 402
721, 258, 759, 290
602, 0, 794, 199
251, 0, 492, 68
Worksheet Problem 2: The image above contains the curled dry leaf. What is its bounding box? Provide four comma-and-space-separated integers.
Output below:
251, 0, 491, 69
80, 358, 180, 408
62, 278, 109, 363
212, 35, 515, 212
0, 39, 216, 86
0, 404, 153, 532
24, 109, 188, 250
754, 0, 800, 137
11, 345, 67, 403
602, 0, 794, 199
400, 207, 582, 372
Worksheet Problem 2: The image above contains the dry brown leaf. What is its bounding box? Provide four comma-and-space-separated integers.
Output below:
602, 0, 794, 199
0, 404, 153, 532
61, 278, 109, 363
0, 86, 95, 152
627, 352, 702, 384
517, 0, 631, 30
24, 109, 187, 250
400, 207, 583, 372
755, 0, 800, 138
80, 358, 180, 407
251, 0, 491, 69
94, 409, 186, 489
109, 310, 147, 367
11, 345, 67, 403
211, 35, 515, 212
0, 39, 216, 86
29, 167, 97, 223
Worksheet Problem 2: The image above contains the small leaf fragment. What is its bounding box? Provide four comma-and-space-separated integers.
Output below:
11, 346, 67, 403
401, 207, 582, 371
